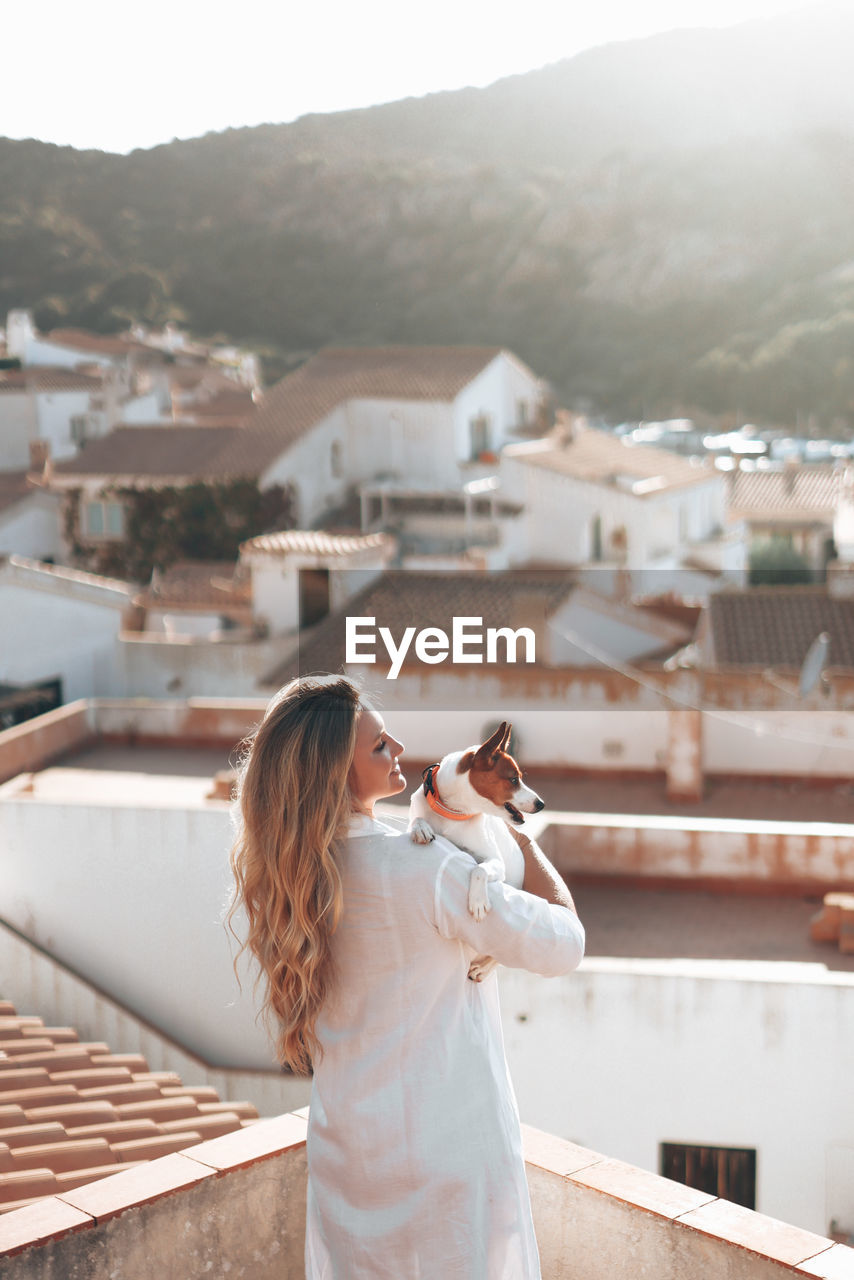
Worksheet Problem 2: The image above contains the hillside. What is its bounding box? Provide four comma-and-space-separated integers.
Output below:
3, 2, 854, 425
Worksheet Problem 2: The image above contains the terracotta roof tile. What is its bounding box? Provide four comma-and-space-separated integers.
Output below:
43, 329, 150, 358
709, 588, 854, 668
726, 465, 843, 521
0, 368, 104, 394
52, 425, 244, 481
0, 1002, 257, 1216
212, 345, 508, 479
506, 423, 714, 495
241, 529, 391, 558
267, 568, 574, 684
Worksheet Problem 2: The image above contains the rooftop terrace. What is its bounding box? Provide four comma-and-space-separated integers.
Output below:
2, 1108, 853, 1279
1, 699, 853, 1262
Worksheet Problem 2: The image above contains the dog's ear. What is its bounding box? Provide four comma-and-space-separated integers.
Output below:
501, 722, 513, 751
456, 750, 475, 774
474, 722, 508, 765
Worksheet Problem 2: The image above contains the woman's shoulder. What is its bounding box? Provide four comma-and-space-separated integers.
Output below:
347, 813, 471, 880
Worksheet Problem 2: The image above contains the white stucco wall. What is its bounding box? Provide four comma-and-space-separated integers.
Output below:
0, 569, 128, 700
453, 353, 544, 460
115, 633, 292, 698
347, 699, 670, 771
501, 448, 726, 570
0, 391, 38, 470
21, 336, 123, 369
260, 405, 349, 525
344, 396, 458, 487
121, 391, 171, 423
34, 388, 94, 460
501, 959, 854, 1238
0, 791, 277, 1070
498, 454, 634, 565
0, 493, 61, 560
704, 709, 854, 779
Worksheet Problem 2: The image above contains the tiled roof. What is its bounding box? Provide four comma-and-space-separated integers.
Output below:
726, 466, 842, 521
635, 594, 704, 633
184, 389, 255, 421
505, 424, 714, 495
134, 561, 251, 611
241, 529, 391, 558
709, 588, 854, 668
0, 999, 259, 1215
42, 329, 150, 358
265, 569, 574, 683
168, 366, 239, 391
4, 555, 135, 601
211, 346, 507, 479
52, 426, 245, 481
0, 368, 103, 394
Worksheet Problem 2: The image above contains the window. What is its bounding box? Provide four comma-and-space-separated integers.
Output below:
469, 414, 491, 460
84, 499, 125, 539
660, 1143, 756, 1210
590, 514, 603, 562
70, 415, 89, 445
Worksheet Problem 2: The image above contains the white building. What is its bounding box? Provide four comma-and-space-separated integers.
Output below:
214, 345, 550, 527
0, 557, 133, 701
0, 475, 61, 561
725, 462, 842, 573
499, 419, 747, 587
0, 367, 119, 468
5, 310, 147, 373
240, 529, 394, 634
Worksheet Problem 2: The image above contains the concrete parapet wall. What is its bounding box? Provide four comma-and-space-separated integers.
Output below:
524, 1126, 853, 1279
0, 1114, 309, 1280
2, 1120, 852, 1279
542, 812, 854, 892
0, 701, 94, 786
90, 696, 267, 746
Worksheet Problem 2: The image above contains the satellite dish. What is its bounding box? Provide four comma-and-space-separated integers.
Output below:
798, 632, 830, 698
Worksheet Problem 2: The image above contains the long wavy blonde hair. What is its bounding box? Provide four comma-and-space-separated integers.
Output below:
226, 675, 362, 1074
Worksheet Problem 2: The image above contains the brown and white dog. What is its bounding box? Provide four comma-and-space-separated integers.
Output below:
409, 722, 544, 980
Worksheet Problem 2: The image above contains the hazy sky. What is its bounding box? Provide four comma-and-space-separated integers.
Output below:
3, 0, 829, 154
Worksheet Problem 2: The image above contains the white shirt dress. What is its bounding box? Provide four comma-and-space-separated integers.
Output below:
304, 814, 586, 1280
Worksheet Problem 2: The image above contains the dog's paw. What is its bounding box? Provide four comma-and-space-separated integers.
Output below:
467, 865, 491, 921
409, 818, 436, 845
468, 955, 498, 983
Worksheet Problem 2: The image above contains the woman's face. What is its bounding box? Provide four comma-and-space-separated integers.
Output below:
348, 704, 406, 814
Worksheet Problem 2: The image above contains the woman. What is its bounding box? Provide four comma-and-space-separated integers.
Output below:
228, 674, 585, 1279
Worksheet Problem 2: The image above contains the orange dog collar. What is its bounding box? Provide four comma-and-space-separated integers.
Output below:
421, 764, 477, 822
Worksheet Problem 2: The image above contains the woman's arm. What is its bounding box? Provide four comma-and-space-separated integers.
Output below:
509, 828, 577, 913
